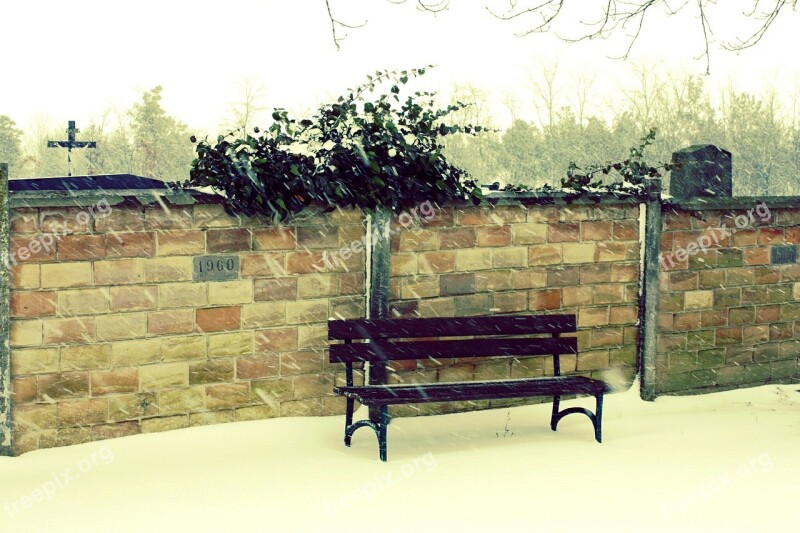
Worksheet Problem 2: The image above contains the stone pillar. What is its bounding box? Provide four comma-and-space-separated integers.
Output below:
639, 175, 662, 401
367, 207, 391, 423
669, 145, 732, 198
0, 163, 11, 456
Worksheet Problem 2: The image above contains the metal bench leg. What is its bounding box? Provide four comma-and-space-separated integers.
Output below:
550, 395, 561, 431
594, 394, 603, 443
378, 405, 389, 462
344, 397, 355, 447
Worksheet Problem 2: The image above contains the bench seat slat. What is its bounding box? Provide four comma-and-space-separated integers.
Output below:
328, 315, 576, 340
329, 337, 578, 363
334, 376, 609, 406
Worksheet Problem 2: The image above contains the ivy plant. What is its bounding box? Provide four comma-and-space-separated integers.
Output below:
184, 67, 486, 219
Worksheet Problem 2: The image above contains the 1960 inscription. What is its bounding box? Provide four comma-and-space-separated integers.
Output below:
193, 254, 240, 281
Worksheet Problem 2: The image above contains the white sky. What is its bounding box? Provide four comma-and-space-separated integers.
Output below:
1, 0, 799, 136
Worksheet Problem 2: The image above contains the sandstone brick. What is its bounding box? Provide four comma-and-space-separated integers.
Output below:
439, 273, 475, 296
286, 299, 328, 324
11, 319, 43, 347
109, 285, 157, 311
510, 269, 546, 290
145, 205, 194, 230
96, 313, 146, 341
562, 243, 596, 264
156, 230, 206, 255
189, 411, 235, 427
40, 263, 92, 288
297, 274, 339, 298
94, 259, 144, 285
12, 376, 38, 403
61, 344, 112, 371
241, 302, 286, 328
251, 278, 296, 303
396, 229, 436, 252
189, 359, 235, 385
10, 208, 38, 233
161, 335, 207, 362
281, 351, 324, 375
476, 225, 512, 247
491, 247, 527, 268
243, 252, 289, 276
12, 347, 59, 375
492, 292, 528, 313
158, 386, 206, 414
578, 307, 609, 327
562, 286, 593, 307
57, 288, 110, 315
610, 306, 638, 324
207, 280, 254, 306
685, 290, 714, 310
106, 232, 156, 258
11, 264, 41, 289
194, 204, 238, 228
455, 249, 492, 271
144, 256, 193, 282
208, 331, 253, 357
43, 317, 95, 344
528, 289, 561, 311
417, 251, 455, 274
235, 404, 279, 421
417, 297, 455, 318
11, 291, 56, 318
439, 228, 476, 249
255, 327, 299, 353
158, 282, 207, 308
511, 223, 547, 245
196, 306, 241, 332
338, 272, 364, 295
528, 245, 561, 265
580, 264, 611, 284
204, 383, 250, 410
140, 363, 189, 391
205, 228, 250, 253
399, 276, 439, 299
141, 415, 189, 433
253, 227, 296, 250
145, 309, 193, 336
549, 223, 580, 242
456, 207, 491, 225
593, 284, 625, 304
613, 220, 638, 241
12, 240, 54, 269
38, 372, 89, 400
237, 355, 280, 379
547, 266, 581, 287
92, 421, 142, 440
454, 293, 492, 316
292, 373, 334, 400
577, 350, 610, 371
109, 392, 158, 422
57, 234, 106, 260
95, 207, 144, 231
297, 226, 340, 249
91, 368, 139, 396
251, 378, 293, 405
475, 270, 512, 292
390, 253, 418, 276
13, 403, 58, 432
111, 338, 161, 366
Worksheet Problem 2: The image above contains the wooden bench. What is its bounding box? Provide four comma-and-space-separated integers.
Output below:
328, 314, 611, 461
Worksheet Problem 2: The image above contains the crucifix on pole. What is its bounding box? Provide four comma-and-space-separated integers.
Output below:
47, 120, 96, 176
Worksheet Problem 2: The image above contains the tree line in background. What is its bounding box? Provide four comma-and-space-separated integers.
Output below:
445, 68, 800, 196
1, 67, 799, 196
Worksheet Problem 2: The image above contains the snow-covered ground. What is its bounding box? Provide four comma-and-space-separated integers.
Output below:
1, 382, 798, 532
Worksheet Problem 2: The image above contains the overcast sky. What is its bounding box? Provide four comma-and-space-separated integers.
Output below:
2, 0, 798, 136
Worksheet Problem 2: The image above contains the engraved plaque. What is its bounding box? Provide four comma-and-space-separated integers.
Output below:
193, 255, 240, 281
771, 245, 798, 265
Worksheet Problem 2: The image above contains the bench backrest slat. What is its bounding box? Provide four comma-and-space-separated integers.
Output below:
328, 315, 576, 341
329, 337, 577, 363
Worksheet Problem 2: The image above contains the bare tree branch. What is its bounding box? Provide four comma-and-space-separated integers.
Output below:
324, 0, 367, 51
723, 0, 797, 51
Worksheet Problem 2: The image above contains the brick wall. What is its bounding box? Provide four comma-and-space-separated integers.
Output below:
8, 200, 364, 454
656, 205, 800, 394
386, 201, 642, 414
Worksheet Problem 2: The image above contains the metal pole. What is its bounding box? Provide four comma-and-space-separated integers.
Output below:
0, 163, 12, 455
367, 207, 391, 423
639, 176, 662, 401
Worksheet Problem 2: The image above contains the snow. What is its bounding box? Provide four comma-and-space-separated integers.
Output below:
1, 382, 798, 532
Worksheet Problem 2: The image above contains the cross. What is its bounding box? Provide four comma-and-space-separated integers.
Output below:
47, 120, 97, 176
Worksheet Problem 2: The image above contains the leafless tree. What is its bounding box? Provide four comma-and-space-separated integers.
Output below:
324, 0, 798, 72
